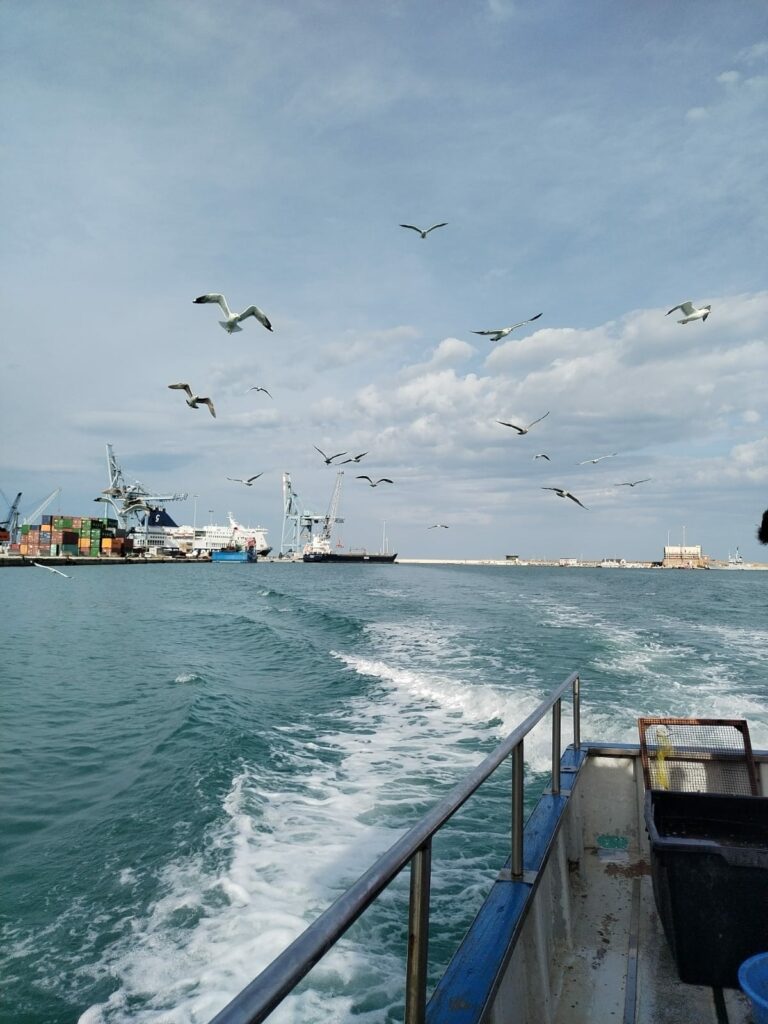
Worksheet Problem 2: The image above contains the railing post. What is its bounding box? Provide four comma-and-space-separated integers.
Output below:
511, 740, 524, 880
552, 698, 561, 795
572, 674, 581, 751
405, 841, 431, 1024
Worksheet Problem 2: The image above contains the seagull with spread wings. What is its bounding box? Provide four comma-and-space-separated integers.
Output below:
665, 301, 711, 324
314, 446, 347, 465
194, 294, 273, 333
533, 453, 551, 461
472, 313, 542, 342
33, 562, 70, 577
226, 474, 263, 486
542, 487, 589, 509
428, 524, 449, 529
579, 453, 618, 465
247, 386, 272, 398
168, 383, 216, 418
339, 452, 369, 464
497, 411, 550, 435
399, 222, 448, 238
615, 478, 651, 488
357, 476, 393, 487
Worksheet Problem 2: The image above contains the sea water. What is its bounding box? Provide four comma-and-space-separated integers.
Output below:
2, 563, 766, 1024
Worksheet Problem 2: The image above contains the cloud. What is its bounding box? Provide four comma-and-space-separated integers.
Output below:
693, 437, 768, 485
399, 337, 475, 379
320, 326, 421, 369
738, 41, 768, 64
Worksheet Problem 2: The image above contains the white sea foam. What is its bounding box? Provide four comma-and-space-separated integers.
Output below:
77, 636, 556, 1024
75, 584, 767, 1023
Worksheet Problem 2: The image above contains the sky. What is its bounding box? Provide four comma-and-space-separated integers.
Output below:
1, 0, 767, 561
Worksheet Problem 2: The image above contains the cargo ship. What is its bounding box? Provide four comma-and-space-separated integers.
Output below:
302, 535, 397, 563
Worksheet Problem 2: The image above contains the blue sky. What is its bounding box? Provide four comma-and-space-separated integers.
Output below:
1, 0, 766, 560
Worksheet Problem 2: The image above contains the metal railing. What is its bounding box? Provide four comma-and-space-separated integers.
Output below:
210, 671, 582, 1024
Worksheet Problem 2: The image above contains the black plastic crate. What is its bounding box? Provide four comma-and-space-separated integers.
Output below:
644, 790, 768, 988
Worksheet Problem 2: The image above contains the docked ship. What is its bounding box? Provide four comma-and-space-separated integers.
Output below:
302, 535, 397, 563
131, 509, 270, 558
282, 469, 396, 563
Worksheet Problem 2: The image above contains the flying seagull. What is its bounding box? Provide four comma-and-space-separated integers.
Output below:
533, 453, 551, 461
32, 562, 70, 577
168, 383, 216, 418
428, 524, 449, 529
399, 222, 448, 238
579, 453, 618, 465
615, 478, 651, 488
247, 386, 272, 398
339, 452, 369, 464
226, 474, 263, 486
193, 294, 273, 333
542, 487, 589, 510
472, 313, 542, 342
665, 301, 711, 324
497, 411, 550, 435
314, 446, 347, 465
357, 476, 393, 487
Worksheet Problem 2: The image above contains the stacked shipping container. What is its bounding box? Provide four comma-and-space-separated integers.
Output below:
12, 515, 134, 558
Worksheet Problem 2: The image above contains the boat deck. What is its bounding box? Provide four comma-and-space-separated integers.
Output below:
430, 746, 765, 1024
553, 834, 752, 1023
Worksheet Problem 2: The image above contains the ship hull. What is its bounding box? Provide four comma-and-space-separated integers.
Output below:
211, 549, 258, 562
302, 552, 397, 563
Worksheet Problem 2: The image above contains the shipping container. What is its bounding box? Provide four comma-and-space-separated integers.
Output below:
42, 515, 53, 525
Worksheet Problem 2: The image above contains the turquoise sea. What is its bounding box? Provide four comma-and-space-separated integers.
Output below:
2, 563, 767, 1024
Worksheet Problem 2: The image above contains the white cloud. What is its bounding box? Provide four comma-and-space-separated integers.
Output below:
738, 41, 768, 64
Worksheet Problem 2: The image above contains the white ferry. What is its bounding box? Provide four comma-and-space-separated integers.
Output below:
130, 509, 271, 558
206, 674, 768, 1024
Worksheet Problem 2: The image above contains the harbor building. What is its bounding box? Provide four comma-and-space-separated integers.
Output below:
662, 543, 709, 569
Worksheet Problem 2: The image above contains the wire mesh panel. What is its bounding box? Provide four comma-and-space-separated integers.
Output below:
638, 718, 760, 796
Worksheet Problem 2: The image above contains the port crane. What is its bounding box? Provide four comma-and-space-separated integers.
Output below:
1, 488, 61, 544
95, 443, 188, 527
280, 471, 345, 556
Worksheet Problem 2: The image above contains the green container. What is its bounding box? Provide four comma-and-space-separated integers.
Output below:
21, 524, 30, 534
61, 544, 78, 555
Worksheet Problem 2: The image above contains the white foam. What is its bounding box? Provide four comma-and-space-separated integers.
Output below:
75, 590, 768, 1022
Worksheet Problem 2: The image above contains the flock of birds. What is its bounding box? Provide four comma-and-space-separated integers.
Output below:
161, 222, 722, 532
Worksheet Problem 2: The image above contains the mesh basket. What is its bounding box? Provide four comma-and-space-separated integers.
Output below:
638, 718, 760, 796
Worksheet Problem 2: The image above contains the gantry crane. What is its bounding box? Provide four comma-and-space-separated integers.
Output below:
0, 491, 22, 543
280, 471, 345, 556
1, 488, 61, 544
95, 443, 188, 527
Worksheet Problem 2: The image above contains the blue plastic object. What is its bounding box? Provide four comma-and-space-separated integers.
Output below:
739, 952, 768, 1024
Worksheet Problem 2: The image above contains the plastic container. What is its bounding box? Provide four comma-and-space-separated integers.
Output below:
644, 790, 768, 987
739, 953, 768, 1024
